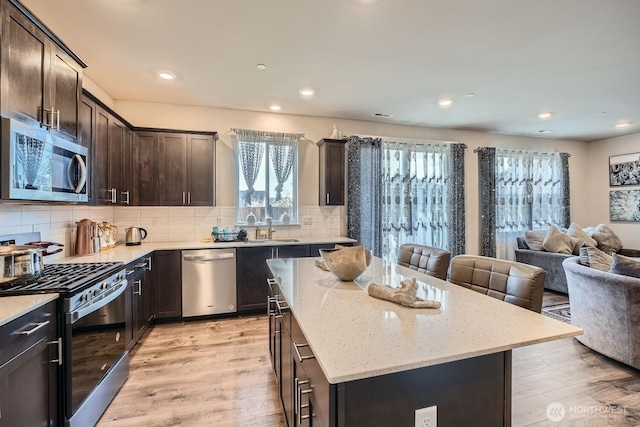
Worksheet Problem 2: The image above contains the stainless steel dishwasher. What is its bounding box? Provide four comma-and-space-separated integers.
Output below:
182, 248, 237, 317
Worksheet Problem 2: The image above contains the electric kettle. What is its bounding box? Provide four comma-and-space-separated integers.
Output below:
125, 227, 147, 246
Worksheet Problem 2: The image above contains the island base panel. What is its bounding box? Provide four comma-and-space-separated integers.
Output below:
335, 351, 511, 427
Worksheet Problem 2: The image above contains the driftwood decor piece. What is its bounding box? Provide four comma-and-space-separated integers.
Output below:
368, 278, 441, 309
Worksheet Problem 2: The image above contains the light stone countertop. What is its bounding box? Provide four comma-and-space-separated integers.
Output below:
267, 256, 583, 384
0, 294, 59, 327
48, 237, 356, 265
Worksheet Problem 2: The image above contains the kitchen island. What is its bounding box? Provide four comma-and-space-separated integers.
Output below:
267, 257, 582, 427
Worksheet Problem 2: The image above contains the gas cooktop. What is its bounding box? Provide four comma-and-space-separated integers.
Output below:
0, 262, 124, 294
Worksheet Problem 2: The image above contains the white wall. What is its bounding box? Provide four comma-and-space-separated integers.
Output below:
587, 131, 640, 249
2, 96, 592, 256
114, 100, 591, 254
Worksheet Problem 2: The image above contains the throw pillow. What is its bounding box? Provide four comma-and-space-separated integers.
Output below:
590, 224, 623, 254
542, 225, 579, 254
523, 230, 545, 251
579, 244, 613, 271
567, 223, 597, 254
610, 253, 640, 279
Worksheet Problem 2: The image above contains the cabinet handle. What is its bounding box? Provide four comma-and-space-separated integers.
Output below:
267, 296, 275, 315
297, 379, 312, 425
19, 320, 50, 336
49, 337, 63, 365
293, 342, 315, 362
326, 192, 330, 204
56, 109, 60, 131
182, 192, 186, 205
126, 270, 135, 276
121, 191, 130, 205
188, 192, 191, 205
110, 188, 117, 204
133, 280, 142, 295
275, 299, 289, 312
145, 256, 152, 271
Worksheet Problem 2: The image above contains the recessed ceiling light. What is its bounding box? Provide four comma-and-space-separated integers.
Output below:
538, 129, 553, 134
465, 92, 475, 97
598, 111, 608, 115
269, 105, 281, 111
158, 72, 175, 80
256, 64, 267, 70
537, 112, 553, 119
299, 88, 315, 96
438, 98, 453, 108
372, 113, 393, 118
615, 121, 631, 128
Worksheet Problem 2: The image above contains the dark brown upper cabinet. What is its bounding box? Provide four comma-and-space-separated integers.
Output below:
132, 132, 160, 206
318, 138, 347, 206
159, 132, 215, 206
0, 0, 84, 141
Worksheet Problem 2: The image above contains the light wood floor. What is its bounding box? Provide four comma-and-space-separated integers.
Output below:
98, 296, 640, 427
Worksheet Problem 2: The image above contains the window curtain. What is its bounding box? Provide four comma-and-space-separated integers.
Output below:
380, 141, 466, 260
478, 148, 570, 260
347, 136, 466, 260
233, 128, 302, 204
347, 136, 383, 257
269, 135, 298, 201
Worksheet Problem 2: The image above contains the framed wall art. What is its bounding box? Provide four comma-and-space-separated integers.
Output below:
610, 190, 640, 222
609, 152, 640, 186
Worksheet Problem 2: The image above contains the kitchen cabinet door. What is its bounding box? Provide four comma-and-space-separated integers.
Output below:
318, 139, 346, 206
187, 134, 215, 206
0, 301, 58, 427
121, 128, 133, 205
159, 133, 188, 205
277, 245, 309, 259
152, 250, 182, 319
79, 96, 96, 203
132, 132, 160, 206
236, 247, 273, 313
0, 2, 50, 128
50, 46, 82, 142
93, 108, 110, 204
132, 256, 152, 342
108, 118, 125, 203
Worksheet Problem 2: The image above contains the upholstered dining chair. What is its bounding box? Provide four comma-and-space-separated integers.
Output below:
397, 243, 451, 281
447, 255, 545, 313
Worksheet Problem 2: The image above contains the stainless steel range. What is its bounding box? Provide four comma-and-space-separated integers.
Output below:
0, 261, 129, 427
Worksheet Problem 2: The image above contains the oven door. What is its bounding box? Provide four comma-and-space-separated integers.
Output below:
63, 280, 129, 426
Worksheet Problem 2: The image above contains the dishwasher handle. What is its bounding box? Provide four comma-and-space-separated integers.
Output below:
183, 253, 235, 262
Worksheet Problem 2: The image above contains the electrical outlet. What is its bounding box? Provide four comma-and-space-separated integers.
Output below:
152, 217, 159, 226
217, 217, 223, 225
415, 405, 437, 427
303, 216, 312, 225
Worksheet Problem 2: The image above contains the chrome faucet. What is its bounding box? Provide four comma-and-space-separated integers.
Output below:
266, 218, 275, 240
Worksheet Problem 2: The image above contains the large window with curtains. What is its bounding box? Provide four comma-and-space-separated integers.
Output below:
478, 148, 570, 260
347, 136, 466, 260
234, 129, 301, 224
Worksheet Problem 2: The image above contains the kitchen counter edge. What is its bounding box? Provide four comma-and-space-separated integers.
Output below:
0, 294, 59, 327
49, 237, 357, 265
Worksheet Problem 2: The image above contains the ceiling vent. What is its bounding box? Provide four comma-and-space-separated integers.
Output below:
372, 113, 393, 118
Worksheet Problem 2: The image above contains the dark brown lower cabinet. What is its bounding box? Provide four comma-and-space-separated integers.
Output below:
129, 255, 153, 343
152, 250, 182, 319
0, 301, 58, 427
237, 246, 273, 313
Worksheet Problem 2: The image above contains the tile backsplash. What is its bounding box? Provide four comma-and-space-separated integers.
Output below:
0, 204, 345, 259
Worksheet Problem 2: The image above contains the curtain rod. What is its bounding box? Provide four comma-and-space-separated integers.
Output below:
229, 128, 305, 138
473, 147, 570, 157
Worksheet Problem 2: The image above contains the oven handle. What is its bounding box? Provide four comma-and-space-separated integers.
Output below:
66, 280, 127, 324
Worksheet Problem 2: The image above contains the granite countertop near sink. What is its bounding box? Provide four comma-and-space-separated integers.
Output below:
0, 294, 59, 327
50, 237, 356, 265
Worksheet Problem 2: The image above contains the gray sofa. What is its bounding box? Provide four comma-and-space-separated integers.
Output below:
563, 256, 640, 370
515, 237, 640, 294
515, 237, 571, 293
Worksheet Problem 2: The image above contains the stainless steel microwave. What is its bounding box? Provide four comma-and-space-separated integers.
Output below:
1, 117, 88, 202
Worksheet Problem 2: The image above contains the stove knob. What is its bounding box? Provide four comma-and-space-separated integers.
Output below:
80, 294, 88, 302
102, 283, 109, 290
93, 289, 100, 297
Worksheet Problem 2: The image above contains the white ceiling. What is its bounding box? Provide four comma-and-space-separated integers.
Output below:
22, 0, 640, 141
